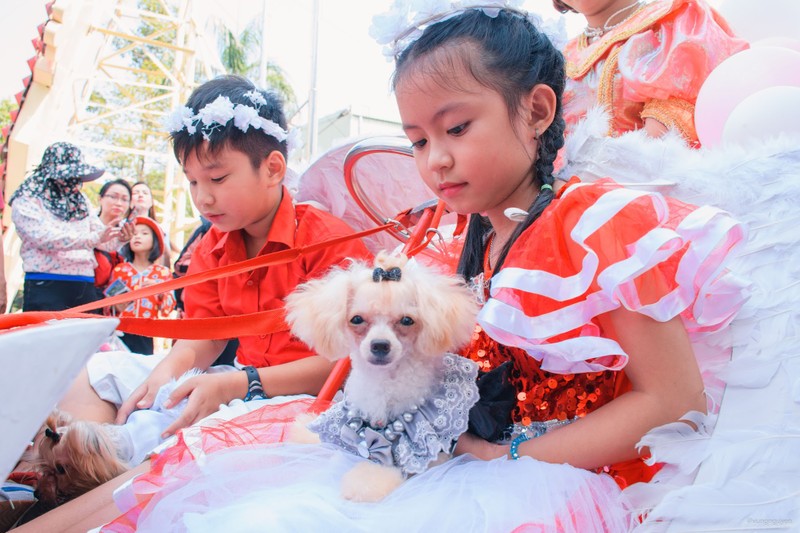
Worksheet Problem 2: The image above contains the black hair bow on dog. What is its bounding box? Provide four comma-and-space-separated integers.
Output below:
373, 267, 402, 282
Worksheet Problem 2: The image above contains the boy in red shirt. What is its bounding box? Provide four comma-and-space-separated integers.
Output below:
62, 76, 371, 436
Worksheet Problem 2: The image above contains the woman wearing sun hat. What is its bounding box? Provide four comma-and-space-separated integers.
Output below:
9, 142, 121, 311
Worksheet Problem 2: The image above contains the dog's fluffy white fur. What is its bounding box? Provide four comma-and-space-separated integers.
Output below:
285, 253, 479, 501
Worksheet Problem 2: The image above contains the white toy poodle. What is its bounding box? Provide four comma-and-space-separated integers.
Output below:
285, 253, 480, 502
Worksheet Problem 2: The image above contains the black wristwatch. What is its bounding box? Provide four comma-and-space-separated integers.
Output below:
242, 365, 267, 401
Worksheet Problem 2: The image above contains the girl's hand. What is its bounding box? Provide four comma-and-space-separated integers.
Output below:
454, 432, 508, 461
643, 117, 669, 138
160, 371, 247, 437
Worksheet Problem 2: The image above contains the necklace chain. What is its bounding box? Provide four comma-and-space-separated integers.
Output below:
489, 232, 502, 270
584, 1, 643, 39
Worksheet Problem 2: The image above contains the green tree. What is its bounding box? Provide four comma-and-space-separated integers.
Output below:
219, 23, 296, 114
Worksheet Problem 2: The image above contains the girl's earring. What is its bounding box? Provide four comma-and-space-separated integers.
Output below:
534, 129, 540, 141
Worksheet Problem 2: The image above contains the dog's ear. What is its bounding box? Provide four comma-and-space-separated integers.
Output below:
413, 268, 480, 354
59, 422, 129, 499
285, 266, 355, 360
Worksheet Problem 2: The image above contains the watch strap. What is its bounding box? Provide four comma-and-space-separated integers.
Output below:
242, 365, 267, 401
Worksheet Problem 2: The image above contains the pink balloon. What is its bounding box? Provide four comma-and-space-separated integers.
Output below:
695, 47, 800, 148
722, 86, 800, 146
717, 0, 800, 43
751, 37, 800, 53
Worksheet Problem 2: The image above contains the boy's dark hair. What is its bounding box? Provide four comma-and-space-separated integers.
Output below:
97, 179, 132, 216
393, 9, 566, 280
171, 75, 288, 169
119, 225, 162, 263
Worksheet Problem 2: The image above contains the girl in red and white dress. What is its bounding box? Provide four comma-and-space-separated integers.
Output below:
392, 2, 744, 492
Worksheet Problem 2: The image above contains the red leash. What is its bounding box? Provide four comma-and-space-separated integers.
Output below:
0, 223, 392, 339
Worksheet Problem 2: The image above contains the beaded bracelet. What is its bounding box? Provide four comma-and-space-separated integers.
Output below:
509, 432, 532, 460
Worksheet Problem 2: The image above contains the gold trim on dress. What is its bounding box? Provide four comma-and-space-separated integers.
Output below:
640, 97, 698, 143
598, 47, 622, 136
566, 0, 675, 79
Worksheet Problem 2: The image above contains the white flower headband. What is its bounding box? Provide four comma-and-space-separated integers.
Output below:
370, 0, 567, 59
165, 90, 302, 152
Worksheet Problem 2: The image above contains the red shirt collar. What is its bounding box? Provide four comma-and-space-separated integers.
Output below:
209, 186, 297, 257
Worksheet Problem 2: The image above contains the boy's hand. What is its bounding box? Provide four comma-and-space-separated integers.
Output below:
115, 362, 180, 424
160, 371, 247, 437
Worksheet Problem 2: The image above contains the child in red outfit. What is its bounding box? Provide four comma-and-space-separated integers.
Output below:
61, 75, 371, 434
105, 216, 176, 354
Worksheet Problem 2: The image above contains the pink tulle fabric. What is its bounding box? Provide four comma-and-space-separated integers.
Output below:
102, 399, 317, 532
101, 397, 632, 532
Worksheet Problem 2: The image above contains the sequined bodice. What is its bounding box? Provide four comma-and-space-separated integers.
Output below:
464, 325, 617, 424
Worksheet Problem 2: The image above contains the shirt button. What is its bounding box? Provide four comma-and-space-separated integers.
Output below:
259, 334, 266, 339
246, 280, 254, 286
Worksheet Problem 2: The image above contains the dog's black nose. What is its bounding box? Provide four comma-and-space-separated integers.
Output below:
370, 339, 391, 358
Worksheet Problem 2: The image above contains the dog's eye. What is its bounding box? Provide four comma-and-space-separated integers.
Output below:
399, 316, 415, 326
350, 315, 364, 325
55, 464, 67, 475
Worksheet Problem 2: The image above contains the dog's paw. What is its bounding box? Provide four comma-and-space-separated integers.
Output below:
287, 413, 321, 444
341, 461, 404, 502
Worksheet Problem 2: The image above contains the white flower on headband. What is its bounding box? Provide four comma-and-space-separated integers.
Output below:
164, 93, 297, 152
370, 0, 564, 59
260, 119, 288, 142
199, 96, 235, 126
369, 3, 412, 45
243, 90, 267, 108
233, 104, 262, 132
166, 106, 196, 134
285, 128, 304, 153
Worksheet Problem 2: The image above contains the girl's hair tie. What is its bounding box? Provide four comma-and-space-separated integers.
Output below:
540, 183, 553, 192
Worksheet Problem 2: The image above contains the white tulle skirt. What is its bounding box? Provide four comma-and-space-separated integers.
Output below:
127, 443, 631, 532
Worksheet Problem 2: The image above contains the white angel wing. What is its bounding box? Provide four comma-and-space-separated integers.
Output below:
560, 109, 800, 532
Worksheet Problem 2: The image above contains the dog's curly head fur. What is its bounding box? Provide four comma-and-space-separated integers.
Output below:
33, 410, 128, 505
286, 253, 478, 368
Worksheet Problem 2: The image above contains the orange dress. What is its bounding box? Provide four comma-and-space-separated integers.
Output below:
106, 262, 175, 319
562, 0, 748, 145
468, 177, 748, 487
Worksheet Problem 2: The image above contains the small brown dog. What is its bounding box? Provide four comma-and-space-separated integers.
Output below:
32, 410, 129, 506
30, 371, 199, 506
